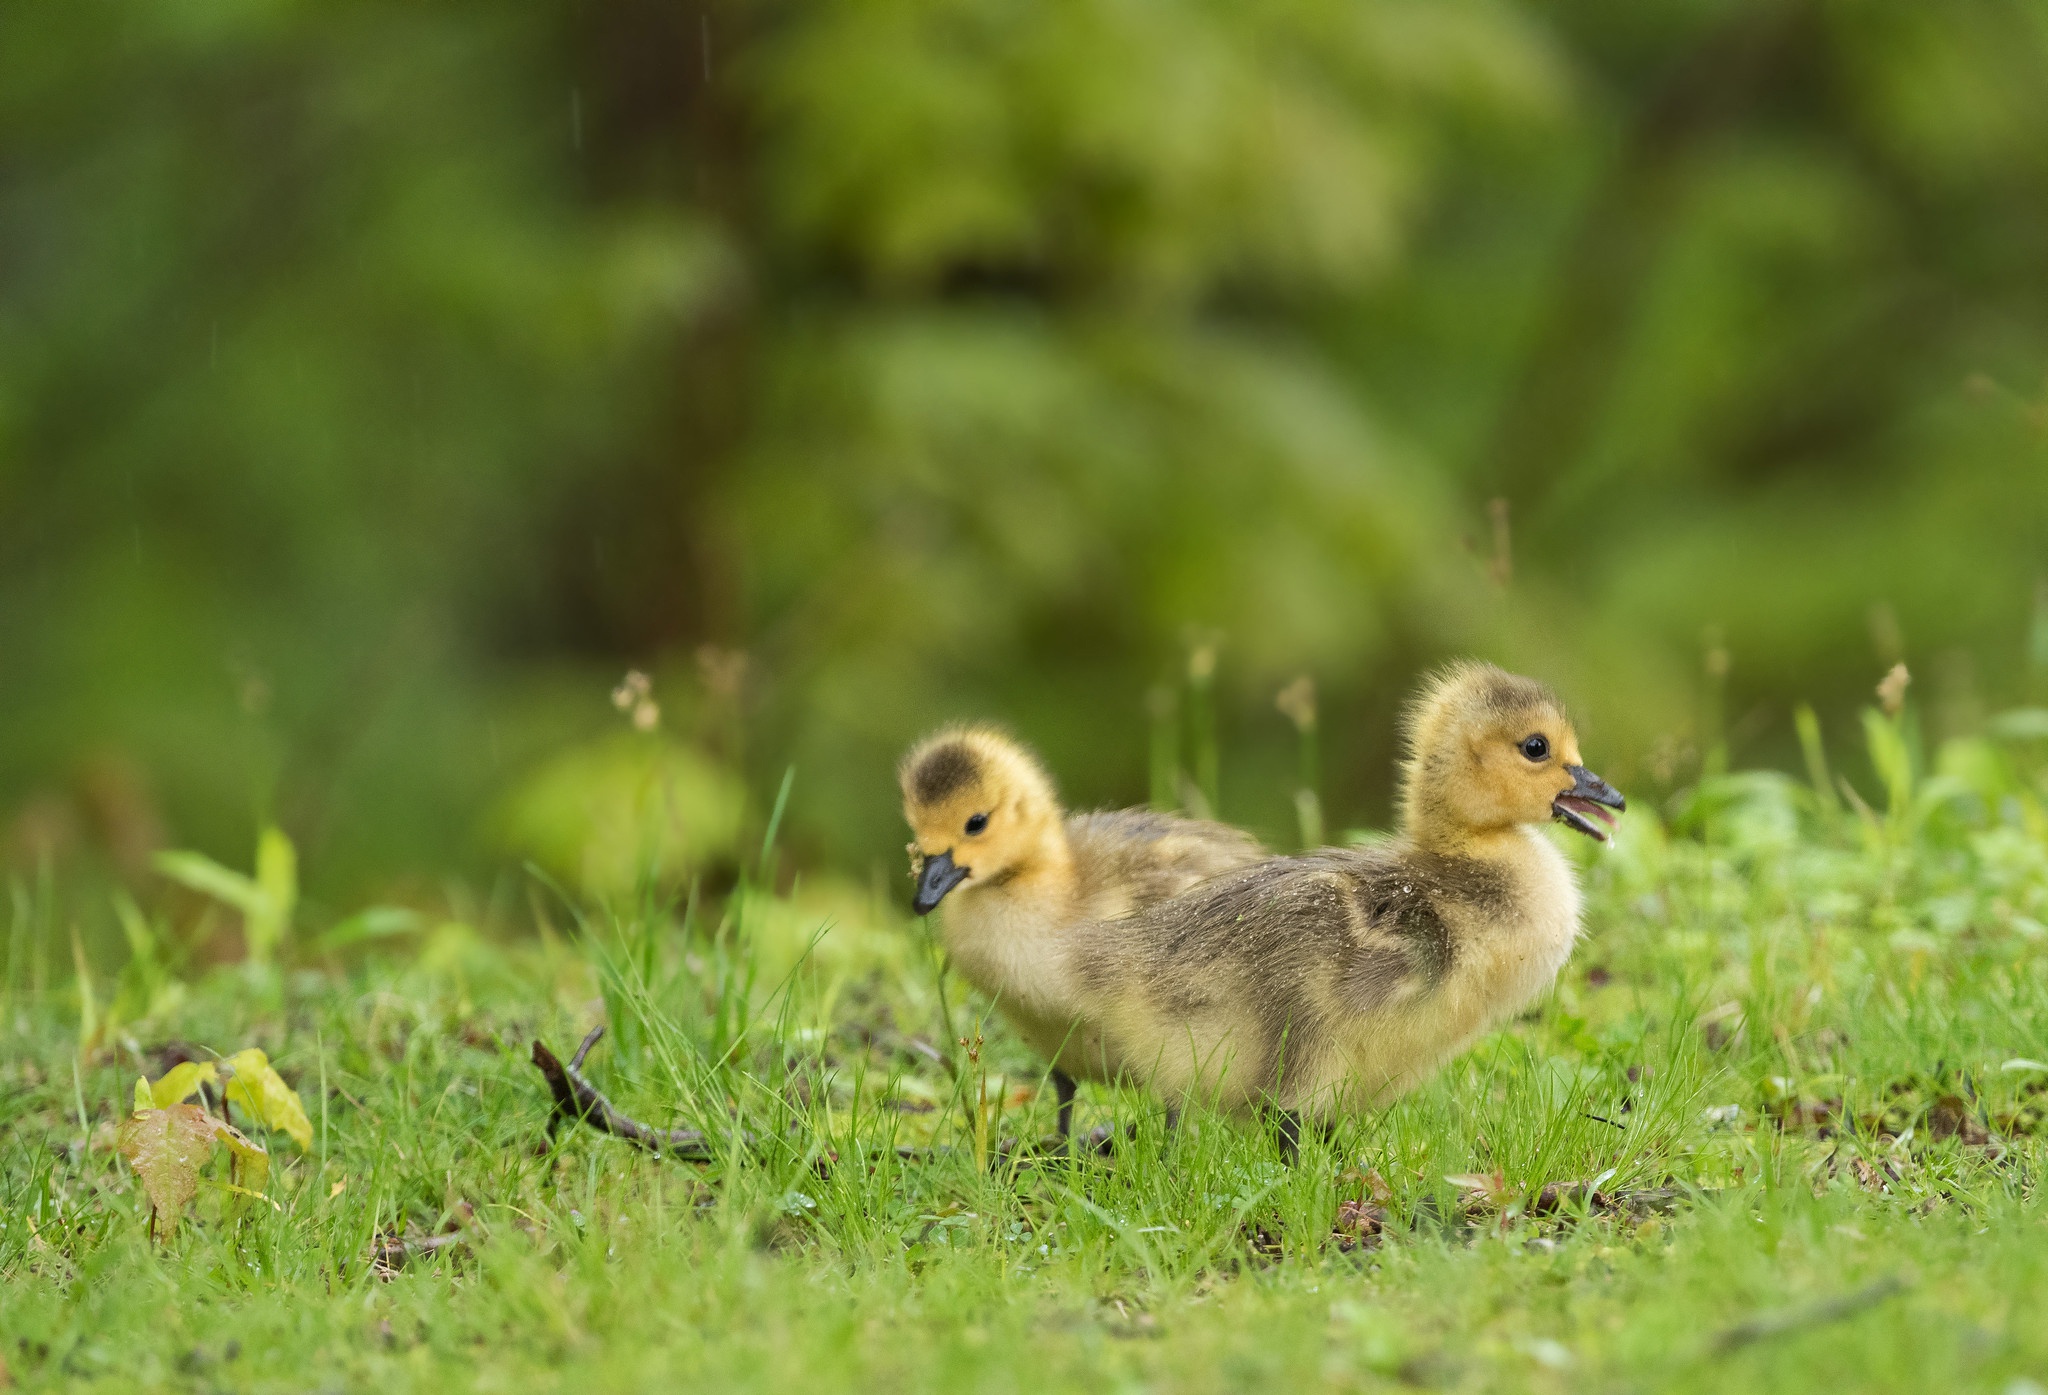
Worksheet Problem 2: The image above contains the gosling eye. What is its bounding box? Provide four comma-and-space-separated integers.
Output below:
1518, 734, 1551, 762
964, 812, 989, 836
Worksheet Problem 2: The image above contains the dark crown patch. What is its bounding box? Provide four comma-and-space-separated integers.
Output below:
910, 741, 980, 804
1480, 671, 1552, 717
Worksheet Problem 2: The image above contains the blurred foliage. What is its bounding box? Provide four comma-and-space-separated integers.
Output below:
4, 0, 2048, 917
495, 733, 749, 898
153, 826, 297, 967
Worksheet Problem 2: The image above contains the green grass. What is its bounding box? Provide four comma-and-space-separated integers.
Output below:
5, 717, 2048, 1394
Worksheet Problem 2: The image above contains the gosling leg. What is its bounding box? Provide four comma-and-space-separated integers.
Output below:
1053, 1070, 1077, 1156
1274, 1109, 1303, 1165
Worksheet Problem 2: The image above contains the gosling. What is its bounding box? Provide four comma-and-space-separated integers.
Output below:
1065, 662, 1623, 1152
900, 726, 1264, 1144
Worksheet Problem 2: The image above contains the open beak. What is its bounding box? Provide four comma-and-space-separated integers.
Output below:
1553, 765, 1625, 841
911, 849, 970, 915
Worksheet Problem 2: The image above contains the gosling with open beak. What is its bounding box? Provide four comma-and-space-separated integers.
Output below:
1553, 764, 1625, 841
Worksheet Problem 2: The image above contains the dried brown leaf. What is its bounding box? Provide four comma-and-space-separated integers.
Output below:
1332, 1199, 1386, 1251
1444, 1170, 1510, 1208
1927, 1094, 1992, 1146
1338, 1166, 1394, 1206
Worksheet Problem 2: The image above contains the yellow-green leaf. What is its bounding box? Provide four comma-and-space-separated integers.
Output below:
116, 1104, 215, 1236
133, 1076, 152, 1113
208, 1116, 271, 1204
223, 1048, 313, 1150
149, 1060, 219, 1109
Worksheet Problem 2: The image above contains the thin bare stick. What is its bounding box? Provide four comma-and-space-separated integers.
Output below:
530, 1027, 716, 1161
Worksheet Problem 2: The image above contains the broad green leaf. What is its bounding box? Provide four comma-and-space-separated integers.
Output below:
316, 906, 423, 954
1860, 708, 1913, 822
152, 850, 264, 916
1792, 703, 1839, 815
1989, 708, 2048, 741
223, 1048, 313, 1150
149, 1060, 219, 1108
133, 1076, 152, 1113
116, 1104, 215, 1235
250, 826, 298, 959
152, 828, 298, 966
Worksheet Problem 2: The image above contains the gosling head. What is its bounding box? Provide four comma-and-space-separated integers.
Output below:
899, 727, 1066, 915
1398, 662, 1625, 846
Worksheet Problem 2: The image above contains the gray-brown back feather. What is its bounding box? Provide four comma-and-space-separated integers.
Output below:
1064, 809, 1264, 921
1077, 845, 1509, 1097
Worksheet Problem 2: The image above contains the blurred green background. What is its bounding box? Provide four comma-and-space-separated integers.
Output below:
5, 0, 2047, 930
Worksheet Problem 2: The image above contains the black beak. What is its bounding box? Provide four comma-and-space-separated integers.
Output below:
1553, 765, 1626, 841
911, 850, 970, 915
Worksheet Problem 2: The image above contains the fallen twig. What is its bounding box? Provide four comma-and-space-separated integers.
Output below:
370, 1229, 466, 1277
1711, 1275, 1910, 1352
369, 1201, 477, 1278
531, 1027, 1046, 1170
530, 1027, 718, 1161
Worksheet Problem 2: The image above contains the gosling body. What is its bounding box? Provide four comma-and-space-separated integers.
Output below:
1063, 663, 1622, 1121
900, 728, 1263, 1085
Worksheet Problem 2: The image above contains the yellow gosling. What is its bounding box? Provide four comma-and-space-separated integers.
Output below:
899, 726, 1264, 1142
1065, 662, 1624, 1152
